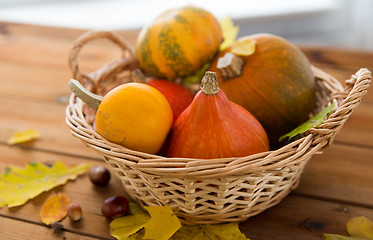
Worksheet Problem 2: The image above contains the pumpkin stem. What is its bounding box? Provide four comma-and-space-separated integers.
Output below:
201, 71, 220, 95
69, 79, 103, 111
217, 52, 245, 80
131, 69, 147, 83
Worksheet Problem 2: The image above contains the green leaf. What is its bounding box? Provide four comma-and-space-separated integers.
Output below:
219, 15, 240, 51
279, 103, 336, 142
183, 63, 210, 85
0, 161, 90, 208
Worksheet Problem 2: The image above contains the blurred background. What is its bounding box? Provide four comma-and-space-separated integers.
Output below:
0, 0, 372, 50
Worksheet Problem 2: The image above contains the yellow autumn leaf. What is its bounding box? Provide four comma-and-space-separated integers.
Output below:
40, 193, 70, 225
110, 203, 250, 240
110, 214, 150, 240
347, 216, 373, 239
110, 202, 150, 240
322, 233, 369, 240
230, 38, 257, 56
128, 229, 145, 240
129, 202, 147, 215
7, 128, 40, 145
219, 15, 239, 51
143, 205, 181, 240
0, 161, 90, 208
172, 222, 249, 240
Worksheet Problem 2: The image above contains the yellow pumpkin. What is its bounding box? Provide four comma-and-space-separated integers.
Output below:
95, 83, 173, 154
135, 5, 223, 80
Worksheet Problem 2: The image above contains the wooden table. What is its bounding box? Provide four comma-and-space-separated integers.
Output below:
0, 22, 372, 240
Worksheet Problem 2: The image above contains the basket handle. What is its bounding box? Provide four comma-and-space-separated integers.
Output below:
68, 31, 136, 81
311, 68, 371, 146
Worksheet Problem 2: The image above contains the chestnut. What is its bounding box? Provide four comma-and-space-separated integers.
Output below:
88, 166, 111, 186
67, 203, 82, 221
101, 196, 129, 219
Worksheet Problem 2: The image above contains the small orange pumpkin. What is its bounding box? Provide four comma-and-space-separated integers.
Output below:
95, 83, 173, 154
208, 34, 315, 147
136, 5, 223, 80
69, 79, 173, 154
167, 71, 269, 159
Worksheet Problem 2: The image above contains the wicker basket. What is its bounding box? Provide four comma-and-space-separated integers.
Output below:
65, 31, 372, 225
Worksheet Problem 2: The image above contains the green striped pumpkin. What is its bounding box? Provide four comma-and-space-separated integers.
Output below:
136, 5, 223, 80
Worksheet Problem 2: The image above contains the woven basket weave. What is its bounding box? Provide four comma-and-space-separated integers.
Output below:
65, 31, 372, 224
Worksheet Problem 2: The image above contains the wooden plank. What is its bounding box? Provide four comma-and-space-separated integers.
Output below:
0, 33, 131, 72
295, 144, 373, 207
0, 96, 98, 158
0, 145, 125, 239
0, 62, 71, 102
0, 21, 138, 43
0, 25, 137, 102
241, 195, 373, 240
334, 102, 373, 147
302, 46, 373, 70
0, 216, 104, 240
0, 21, 86, 40
0, 22, 137, 69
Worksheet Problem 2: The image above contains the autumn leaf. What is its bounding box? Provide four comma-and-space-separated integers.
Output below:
111, 214, 150, 240
347, 216, 373, 239
172, 222, 249, 240
143, 205, 181, 240
230, 38, 256, 56
279, 103, 336, 142
219, 15, 239, 51
129, 202, 147, 215
0, 161, 90, 208
110, 204, 182, 240
322, 233, 368, 240
110, 203, 150, 240
110, 203, 250, 240
322, 216, 373, 240
7, 128, 40, 145
40, 193, 70, 225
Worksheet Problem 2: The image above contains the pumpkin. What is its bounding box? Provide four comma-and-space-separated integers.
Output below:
69, 79, 173, 155
95, 83, 173, 154
167, 71, 269, 159
208, 34, 315, 148
135, 5, 223, 80
132, 69, 194, 124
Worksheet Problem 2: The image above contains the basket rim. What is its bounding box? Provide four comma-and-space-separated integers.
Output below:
65, 66, 371, 179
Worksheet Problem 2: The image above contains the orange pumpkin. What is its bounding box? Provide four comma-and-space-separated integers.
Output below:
95, 83, 173, 154
208, 34, 315, 148
167, 71, 269, 159
136, 5, 223, 80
